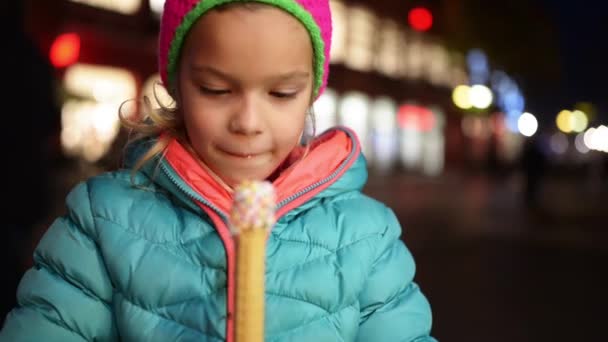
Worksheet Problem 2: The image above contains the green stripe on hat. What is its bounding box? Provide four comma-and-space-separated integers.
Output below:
167, 0, 325, 98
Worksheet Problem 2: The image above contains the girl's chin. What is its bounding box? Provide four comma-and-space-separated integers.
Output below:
221, 170, 276, 188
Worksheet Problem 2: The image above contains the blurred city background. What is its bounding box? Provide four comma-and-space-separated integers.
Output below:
2, 0, 608, 341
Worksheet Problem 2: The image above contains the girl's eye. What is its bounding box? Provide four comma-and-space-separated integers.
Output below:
200, 87, 230, 95
270, 91, 298, 99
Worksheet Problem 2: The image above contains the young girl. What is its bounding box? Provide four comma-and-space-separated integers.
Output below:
1, 1, 437, 341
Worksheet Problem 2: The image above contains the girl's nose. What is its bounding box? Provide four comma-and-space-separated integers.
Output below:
229, 95, 263, 136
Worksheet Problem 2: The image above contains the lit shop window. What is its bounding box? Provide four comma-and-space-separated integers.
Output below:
396, 104, 446, 175
374, 19, 402, 77
370, 97, 398, 171
398, 104, 436, 170
329, 0, 347, 64
142, 74, 175, 110
398, 104, 436, 133
421, 107, 446, 176
61, 64, 136, 162
371, 97, 397, 135
401, 33, 424, 80
339, 92, 371, 159
426, 43, 450, 87
64, 64, 135, 102
400, 37, 463, 88
311, 88, 338, 135
68, 0, 142, 14
345, 6, 376, 72
327, 0, 470, 88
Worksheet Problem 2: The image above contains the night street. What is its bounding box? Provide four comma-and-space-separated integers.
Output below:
365, 170, 608, 341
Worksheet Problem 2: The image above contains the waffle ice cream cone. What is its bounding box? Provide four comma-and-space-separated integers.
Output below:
230, 180, 276, 342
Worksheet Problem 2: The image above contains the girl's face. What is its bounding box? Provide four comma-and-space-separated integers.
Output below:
177, 5, 313, 188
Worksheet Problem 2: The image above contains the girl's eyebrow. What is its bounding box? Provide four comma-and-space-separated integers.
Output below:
269, 71, 310, 82
191, 65, 310, 83
191, 65, 236, 82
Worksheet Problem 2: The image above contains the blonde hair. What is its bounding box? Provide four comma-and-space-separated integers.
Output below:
118, 87, 183, 179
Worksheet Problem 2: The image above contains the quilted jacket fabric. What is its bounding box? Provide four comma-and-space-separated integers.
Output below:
0, 128, 436, 341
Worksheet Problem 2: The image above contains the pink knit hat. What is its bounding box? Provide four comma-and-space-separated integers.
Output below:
159, 0, 332, 100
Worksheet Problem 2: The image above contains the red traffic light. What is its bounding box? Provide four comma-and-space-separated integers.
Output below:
408, 7, 433, 32
50, 33, 81, 68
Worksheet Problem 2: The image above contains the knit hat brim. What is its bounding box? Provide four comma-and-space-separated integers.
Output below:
165, 0, 326, 99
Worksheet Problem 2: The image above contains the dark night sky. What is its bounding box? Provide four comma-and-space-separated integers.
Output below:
530, 0, 608, 124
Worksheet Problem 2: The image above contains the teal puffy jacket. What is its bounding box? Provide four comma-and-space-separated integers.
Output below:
0, 128, 436, 341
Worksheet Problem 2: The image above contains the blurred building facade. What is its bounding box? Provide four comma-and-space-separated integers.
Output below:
23, 0, 532, 178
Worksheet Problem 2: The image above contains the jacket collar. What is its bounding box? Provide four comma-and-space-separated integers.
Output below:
138, 127, 366, 217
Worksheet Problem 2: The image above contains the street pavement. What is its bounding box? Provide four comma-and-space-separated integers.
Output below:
363, 169, 608, 341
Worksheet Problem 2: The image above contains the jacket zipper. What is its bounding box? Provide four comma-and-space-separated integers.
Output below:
160, 161, 237, 342
160, 162, 228, 221
161, 127, 360, 217
158, 126, 360, 341
276, 128, 359, 210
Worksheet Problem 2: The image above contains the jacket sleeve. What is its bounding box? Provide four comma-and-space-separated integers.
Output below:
356, 208, 437, 342
0, 181, 117, 341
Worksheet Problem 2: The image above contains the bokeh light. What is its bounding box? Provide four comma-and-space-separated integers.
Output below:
584, 127, 596, 150
452, 85, 472, 109
590, 126, 608, 152
517, 112, 538, 137
312, 88, 339, 134
599, 126, 608, 152
570, 110, 589, 133
556, 110, 573, 133
149, 0, 165, 16
575, 132, 590, 154
68, 0, 141, 14
556, 109, 589, 134
408, 7, 433, 32
467, 49, 490, 85
50, 33, 80, 68
469, 85, 493, 109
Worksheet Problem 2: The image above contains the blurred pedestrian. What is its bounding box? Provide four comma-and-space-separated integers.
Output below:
521, 133, 548, 210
